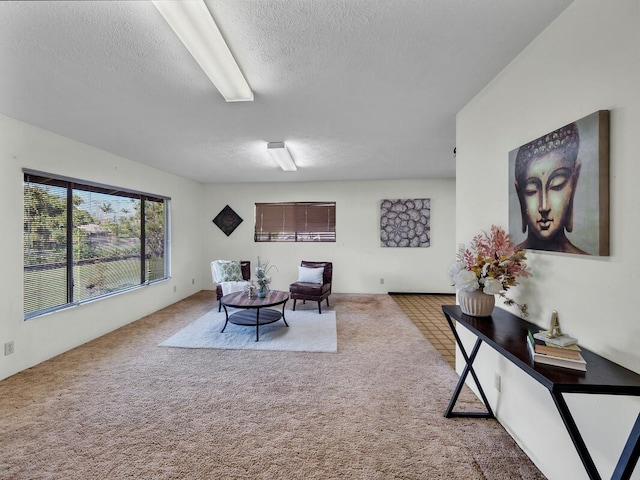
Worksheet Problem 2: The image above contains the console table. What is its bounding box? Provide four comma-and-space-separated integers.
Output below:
442, 305, 640, 480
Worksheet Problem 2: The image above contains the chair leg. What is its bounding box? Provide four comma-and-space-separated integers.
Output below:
326, 298, 330, 306
292, 299, 297, 311
218, 301, 222, 312
318, 301, 322, 314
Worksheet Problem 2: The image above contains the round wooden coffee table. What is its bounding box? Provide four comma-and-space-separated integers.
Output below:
220, 290, 289, 342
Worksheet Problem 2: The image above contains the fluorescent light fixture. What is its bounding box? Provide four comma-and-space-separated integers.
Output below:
267, 142, 297, 171
152, 0, 253, 102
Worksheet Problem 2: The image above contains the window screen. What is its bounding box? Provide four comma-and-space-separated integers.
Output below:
254, 202, 336, 242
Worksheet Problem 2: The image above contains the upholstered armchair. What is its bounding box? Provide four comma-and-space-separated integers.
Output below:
289, 261, 333, 314
211, 260, 251, 311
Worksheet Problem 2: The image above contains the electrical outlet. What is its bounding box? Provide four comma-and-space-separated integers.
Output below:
380, 278, 384, 284
4, 341, 15, 356
494, 373, 501, 392
173, 285, 177, 292
192, 278, 195, 285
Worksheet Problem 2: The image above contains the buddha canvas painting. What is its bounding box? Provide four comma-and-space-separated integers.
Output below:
508, 111, 609, 256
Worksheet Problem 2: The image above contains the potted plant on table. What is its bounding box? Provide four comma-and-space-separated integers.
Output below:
449, 225, 531, 317
255, 257, 277, 298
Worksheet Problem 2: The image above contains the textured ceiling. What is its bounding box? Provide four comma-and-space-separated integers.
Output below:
0, 0, 573, 184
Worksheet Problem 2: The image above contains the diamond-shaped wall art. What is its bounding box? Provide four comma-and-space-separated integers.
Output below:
212, 205, 243, 237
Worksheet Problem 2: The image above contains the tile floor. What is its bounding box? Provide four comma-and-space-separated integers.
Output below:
390, 293, 457, 368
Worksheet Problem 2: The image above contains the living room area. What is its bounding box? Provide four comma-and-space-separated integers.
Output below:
2, 1, 640, 479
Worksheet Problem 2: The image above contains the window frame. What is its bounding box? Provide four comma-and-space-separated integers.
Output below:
23, 170, 170, 319
254, 202, 336, 242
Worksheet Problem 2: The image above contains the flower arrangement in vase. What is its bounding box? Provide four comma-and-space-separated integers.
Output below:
449, 225, 531, 316
255, 257, 278, 298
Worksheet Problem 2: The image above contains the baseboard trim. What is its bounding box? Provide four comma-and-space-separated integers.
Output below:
388, 292, 456, 296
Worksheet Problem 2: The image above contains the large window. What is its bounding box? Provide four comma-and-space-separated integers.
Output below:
255, 202, 336, 242
23, 171, 169, 319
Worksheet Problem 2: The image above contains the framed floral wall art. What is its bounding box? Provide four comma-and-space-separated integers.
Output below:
380, 198, 430, 247
508, 110, 609, 256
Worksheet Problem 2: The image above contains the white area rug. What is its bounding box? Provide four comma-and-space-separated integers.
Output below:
159, 309, 337, 353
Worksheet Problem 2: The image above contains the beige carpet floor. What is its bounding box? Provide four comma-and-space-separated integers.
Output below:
0, 291, 545, 479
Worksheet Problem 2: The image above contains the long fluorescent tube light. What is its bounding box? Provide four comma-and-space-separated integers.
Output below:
152, 0, 253, 102
267, 142, 297, 171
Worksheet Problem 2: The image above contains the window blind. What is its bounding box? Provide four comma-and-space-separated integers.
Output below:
23, 172, 169, 319
254, 202, 336, 242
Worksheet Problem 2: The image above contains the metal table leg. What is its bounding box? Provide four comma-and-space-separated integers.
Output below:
613, 412, 640, 480
281, 302, 289, 327
444, 313, 494, 419
550, 391, 601, 480
255, 308, 260, 342
221, 305, 230, 333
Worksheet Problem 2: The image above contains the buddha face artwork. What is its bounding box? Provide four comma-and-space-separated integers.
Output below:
508, 111, 610, 256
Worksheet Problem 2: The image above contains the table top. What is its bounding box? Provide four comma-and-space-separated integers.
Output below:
221, 290, 289, 309
442, 305, 640, 395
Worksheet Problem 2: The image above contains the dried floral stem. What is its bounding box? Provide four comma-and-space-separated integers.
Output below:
498, 293, 529, 317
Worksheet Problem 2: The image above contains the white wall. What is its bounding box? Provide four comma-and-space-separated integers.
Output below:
455, 1, 640, 479
201, 179, 456, 295
0, 113, 457, 382
0, 114, 204, 381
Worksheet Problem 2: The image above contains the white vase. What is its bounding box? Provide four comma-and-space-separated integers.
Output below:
458, 289, 495, 317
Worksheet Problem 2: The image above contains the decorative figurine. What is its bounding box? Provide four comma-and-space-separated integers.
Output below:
546, 311, 563, 338
244, 281, 256, 298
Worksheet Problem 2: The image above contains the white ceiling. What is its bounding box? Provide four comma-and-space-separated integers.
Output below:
0, 0, 573, 184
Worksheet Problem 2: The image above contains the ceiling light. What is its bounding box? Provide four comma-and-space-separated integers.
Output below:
152, 0, 253, 102
267, 142, 297, 171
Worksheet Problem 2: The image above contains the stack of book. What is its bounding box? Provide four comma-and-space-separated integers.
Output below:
526, 330, 587, 371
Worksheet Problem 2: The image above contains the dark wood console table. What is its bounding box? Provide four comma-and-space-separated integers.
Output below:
442, 305, 640, 480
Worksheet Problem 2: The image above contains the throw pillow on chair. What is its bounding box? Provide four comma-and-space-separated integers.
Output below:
297, 266, 324, 284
